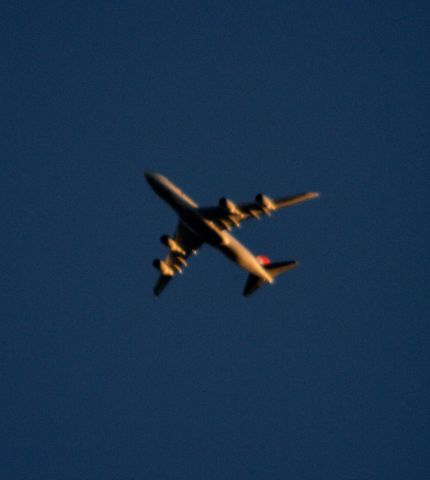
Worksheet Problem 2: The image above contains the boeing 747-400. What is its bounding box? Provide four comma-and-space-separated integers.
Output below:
145, 171, 319, 296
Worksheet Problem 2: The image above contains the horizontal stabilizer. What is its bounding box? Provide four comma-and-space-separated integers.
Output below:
266, 260, 299, 277
243, 260, 298, 297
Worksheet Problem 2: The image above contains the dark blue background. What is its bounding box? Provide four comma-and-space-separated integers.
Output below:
2, 1, 429, 478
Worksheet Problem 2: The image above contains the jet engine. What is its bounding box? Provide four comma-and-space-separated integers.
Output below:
153, 259, 174, 276
160, 235, 186, 255
219, 197, 242, 216
255, 194, 276, 212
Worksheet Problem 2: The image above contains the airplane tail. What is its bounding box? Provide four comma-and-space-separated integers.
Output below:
243, 260, 298, 297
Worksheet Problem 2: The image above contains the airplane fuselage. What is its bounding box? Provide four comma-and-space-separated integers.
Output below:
145, 172, 273, 283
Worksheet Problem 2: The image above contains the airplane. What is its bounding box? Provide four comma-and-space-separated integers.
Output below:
145, 171, 319, 297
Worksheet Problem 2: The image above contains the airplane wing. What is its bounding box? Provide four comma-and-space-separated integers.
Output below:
153, 221, 203, 296
198, 191, 319, 231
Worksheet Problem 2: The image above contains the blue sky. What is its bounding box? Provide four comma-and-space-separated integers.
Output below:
2, 1, 429, 478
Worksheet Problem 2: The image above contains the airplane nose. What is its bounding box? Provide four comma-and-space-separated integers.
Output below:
144, 171, 159, 185
144, 171, 154, 181
144, 171, 166, 194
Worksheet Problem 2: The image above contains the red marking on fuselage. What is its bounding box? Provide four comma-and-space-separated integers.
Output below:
256, 255, 270, 265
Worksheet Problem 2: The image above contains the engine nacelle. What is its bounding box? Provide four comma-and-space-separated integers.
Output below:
152, 259, 174, 276
160, 235, 186, 255
255, 194, 276, 211
219, 197, 242, 216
